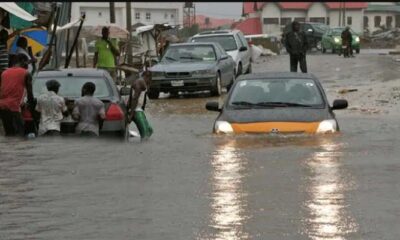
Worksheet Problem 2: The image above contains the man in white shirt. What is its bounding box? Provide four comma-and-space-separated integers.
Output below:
35, 80, 68, 136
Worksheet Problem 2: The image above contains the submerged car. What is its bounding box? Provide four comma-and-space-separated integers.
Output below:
190, 30, 252, 76
149, 42, 236, 98
22, 68, 129, 138
205, 72, 348, 134
321, 27, 361, 54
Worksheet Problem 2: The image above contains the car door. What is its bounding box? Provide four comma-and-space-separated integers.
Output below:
234, 34, 247, 71
214, 44, 230, 85
237, 32, 251, 69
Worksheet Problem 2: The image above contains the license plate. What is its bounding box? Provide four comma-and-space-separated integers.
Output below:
171, 80, 184, 87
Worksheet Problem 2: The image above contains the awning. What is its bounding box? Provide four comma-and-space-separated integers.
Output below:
0, 2, 37, 22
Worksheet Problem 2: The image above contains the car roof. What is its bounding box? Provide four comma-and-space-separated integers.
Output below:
236, 72, 319, 81
36, 68, 108, 78
169, 42, 219, 47
193, 29, 240, 37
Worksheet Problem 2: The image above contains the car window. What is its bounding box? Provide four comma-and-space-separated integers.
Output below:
213, 44, 223, 58
191, 35, 238, 52
162, 45, 216, 62
228, 79, 324, 107
237, 32, 249, 48
33, 76, 112, 98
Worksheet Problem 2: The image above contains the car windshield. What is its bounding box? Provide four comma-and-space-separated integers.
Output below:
312, 23, 329, 32
228, 79, 324, 108
192, 35, 237, 52
33, 76, 111, 98
162, 45, 216, 62
330, 28, 356, 35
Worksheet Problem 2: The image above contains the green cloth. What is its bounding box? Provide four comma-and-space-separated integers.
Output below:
10, 2, 34, 30
95, 39, 118, 68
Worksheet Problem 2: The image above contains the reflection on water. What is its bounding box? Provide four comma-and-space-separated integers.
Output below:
206, 139, 250, 240
304, 138, 358, 239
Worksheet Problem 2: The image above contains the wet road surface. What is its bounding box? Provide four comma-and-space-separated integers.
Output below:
1, 52, 400, 239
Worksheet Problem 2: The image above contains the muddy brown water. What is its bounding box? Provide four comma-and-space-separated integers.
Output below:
1, 53, 400, 239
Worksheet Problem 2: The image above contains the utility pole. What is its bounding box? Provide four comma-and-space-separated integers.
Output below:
126, 2, 133, 65
110, 2, 115, 23
339, 1, 342, 26
343, 1, 346, 26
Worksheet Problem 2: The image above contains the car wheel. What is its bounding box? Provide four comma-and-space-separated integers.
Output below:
226, 70, 235, 92
356, 48, 360, 54
245, 62, 252, 74
147, 90, 160, 99
211, 73, 222, 96
237, 63, 242, 76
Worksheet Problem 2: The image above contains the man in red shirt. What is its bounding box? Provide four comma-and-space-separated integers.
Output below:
0, 54, 34, 136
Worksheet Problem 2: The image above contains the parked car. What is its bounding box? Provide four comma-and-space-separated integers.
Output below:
189, 30, 252, 76
321, 27, 361, 54
205, 72, 348, 134
148, 42, 236, 98
282, 22, 329, 50
22, 68, 130, 138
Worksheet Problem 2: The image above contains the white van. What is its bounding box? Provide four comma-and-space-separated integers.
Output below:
190, 30, 252, 76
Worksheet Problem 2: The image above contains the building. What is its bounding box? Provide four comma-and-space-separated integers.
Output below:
241, 2, 368, 35
184, 15, 235, 30
70, 2, 184, 28
364, 2, 400, 33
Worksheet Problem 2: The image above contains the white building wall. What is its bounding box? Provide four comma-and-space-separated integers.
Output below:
307, 2, 327, 19
71, 2, 183, 28
260, 3, 281, 34
328, 10, 364, 33
364, 12, 397, 32
281, 10, 306, 20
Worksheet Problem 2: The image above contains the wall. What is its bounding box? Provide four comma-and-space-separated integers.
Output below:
364, 12, 397, 32
281, 10, 307, 20
329, 10, 364, 33
307, 2, 327, 20
260, 2, 281, 34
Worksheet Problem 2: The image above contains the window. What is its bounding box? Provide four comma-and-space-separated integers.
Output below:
309, 17, 325, 24
263, 18, 279, 24
386, 16, 393, 28
171, 14, 174, 19
280, 17, 291, 26
98, 12, 102, 17
164, 13, 168, 19
191, 35, 238, 51
327, 17, 330, 25
374, 16, 381, 27
364, 16, 369, 28
146, 12, 151, 20
294, 17, 306, 23
135, 12, 140, 20
347, 16, 352, 25
237, 32, 249, 48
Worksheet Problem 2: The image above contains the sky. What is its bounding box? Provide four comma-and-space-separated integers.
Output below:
193, 2, 242, 20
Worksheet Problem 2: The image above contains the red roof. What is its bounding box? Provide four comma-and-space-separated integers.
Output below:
233, 18, 262, 35
185, 15, 235, 30
243, 2, 367, 15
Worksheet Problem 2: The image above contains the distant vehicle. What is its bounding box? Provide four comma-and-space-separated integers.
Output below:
148, 42, 236, 99
23, 68, 130, 138
190, 29, 252, 76
321, 27, 361, 54
282, 22, 329, 50
205, 72, 348, 134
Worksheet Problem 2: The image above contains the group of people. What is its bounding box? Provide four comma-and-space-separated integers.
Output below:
284, 21, 355, 73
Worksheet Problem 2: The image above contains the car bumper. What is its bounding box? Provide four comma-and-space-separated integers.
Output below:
150, 77, 216, 92
332, 42, 360, 50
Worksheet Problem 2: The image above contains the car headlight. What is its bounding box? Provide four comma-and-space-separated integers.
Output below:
355, 37, 360, 42
151, 71, 164, 78
193, 69, 215, 76
334, 37, 340, 43
214, 121, 234, 134
316, 119, 337, 134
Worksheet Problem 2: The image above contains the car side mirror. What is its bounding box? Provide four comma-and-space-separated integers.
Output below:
332, 99, 348, 110
239, 46, 247, 52
120, 86, 131, 96
220, 54, 229, 60
205, 102, 221, 112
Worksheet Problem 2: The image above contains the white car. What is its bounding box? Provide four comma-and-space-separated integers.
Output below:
190, 30, 252, 77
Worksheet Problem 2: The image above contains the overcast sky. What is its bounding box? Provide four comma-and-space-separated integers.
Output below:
193, 2, 242, 20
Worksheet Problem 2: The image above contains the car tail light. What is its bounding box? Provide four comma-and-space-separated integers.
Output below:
22, 107, 33, 121
106, 103, 124, 121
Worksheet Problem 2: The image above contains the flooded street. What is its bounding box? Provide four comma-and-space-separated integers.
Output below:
1, 51, 400, 239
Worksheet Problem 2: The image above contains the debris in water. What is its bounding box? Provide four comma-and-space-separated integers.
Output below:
338, 88, 358, 94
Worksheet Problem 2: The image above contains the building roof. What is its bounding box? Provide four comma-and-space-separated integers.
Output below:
233, 18, 262, 35
243, 2, 368, 15
191, 15, 235, 30
366, 4, 400, 13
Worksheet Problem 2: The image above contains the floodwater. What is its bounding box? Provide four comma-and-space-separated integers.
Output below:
1, 53, 400, 239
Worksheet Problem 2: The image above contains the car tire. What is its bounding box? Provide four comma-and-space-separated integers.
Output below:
356, 48, 360, 54
211, 73, 222, 96
147, 90, 160, 99
245, 62, 252, 74
226, 70, 235, 92
237, 63, 242, 77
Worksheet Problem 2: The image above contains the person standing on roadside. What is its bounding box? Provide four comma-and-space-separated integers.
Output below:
341, 26, 353, 58
72, 82, 106, 137
0, 54, 34, 137
0, 28, 9, 75
93, 27, 120, 83
35, 80, 68, 136
285, 21, 308, 73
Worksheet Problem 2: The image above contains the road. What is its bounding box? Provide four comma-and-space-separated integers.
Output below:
1, 51, 400, 239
